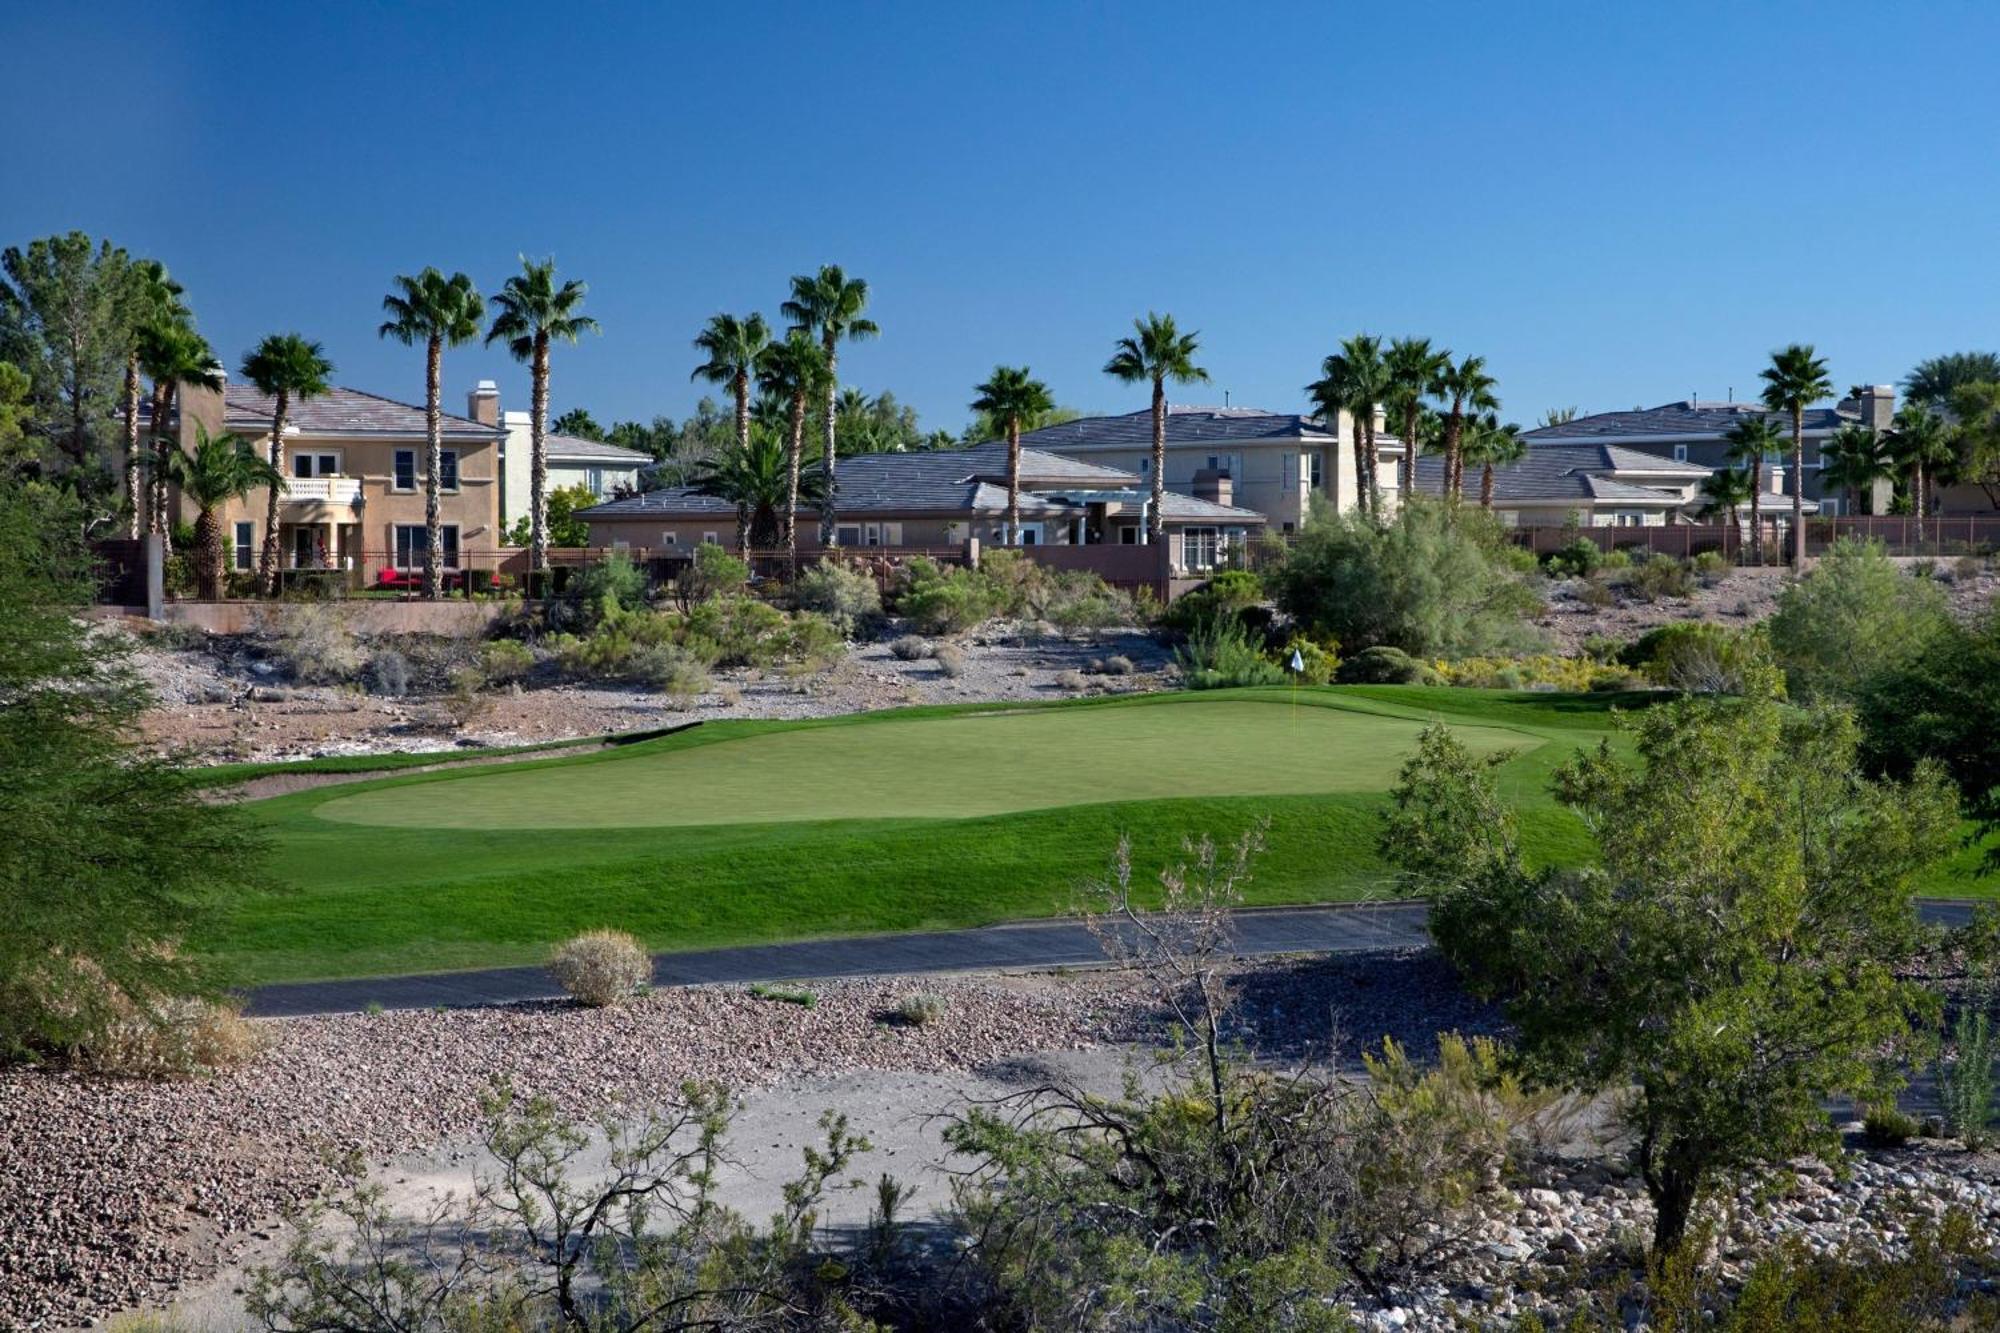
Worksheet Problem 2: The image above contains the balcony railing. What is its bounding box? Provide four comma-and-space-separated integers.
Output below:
284, 477, 363, 505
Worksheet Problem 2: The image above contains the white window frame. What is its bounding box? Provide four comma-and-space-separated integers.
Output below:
392, 449, 416, 492
1672, 444, 1689, 462
700, 531, 719, 546
291, 450, 342, 478
660, 531, 679, 547
233, 521, 255, 570
1014, 522, 1043, 547
394, 524, 460, 569
1180, 526, 1220, 569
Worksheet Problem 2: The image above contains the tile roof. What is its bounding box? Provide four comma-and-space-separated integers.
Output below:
222, 385, 499, 439
1524, 400, 1855, 443
544, 432, 653, 463
1013, 406, 1333, 451
1409, 442, 1705, 506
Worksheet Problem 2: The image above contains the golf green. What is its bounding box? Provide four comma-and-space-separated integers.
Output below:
312, 698, 1525, 830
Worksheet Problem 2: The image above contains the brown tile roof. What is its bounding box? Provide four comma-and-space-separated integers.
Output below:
221, 385, 500, 439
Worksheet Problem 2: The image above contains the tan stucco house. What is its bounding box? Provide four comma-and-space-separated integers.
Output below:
153, 378, 505, 579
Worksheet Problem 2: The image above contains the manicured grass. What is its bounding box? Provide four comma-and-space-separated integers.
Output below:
205, 687, 1628, 984
186, 726, 688, 787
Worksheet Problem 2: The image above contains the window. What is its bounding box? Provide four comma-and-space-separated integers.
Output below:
1307, 452, 1323, 490
660, 531, 679, 546
394, 524, 460, 568
439, 450, 459, 492
1613, 512, 1645, 528
1016, 523, 1042, 546
1672, 444, 1689, 463
700, 532, 718, 545
837, 525, 863, 547
1118, 526, 1139, 545
1181, 527, 1220, 569
1203, 452, 1241, 477
233, 522, 255, 570
587, 467, 605, 495
393, 450, 416, 491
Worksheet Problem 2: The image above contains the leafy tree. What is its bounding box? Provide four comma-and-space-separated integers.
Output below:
114, 260, 188, 536
1105, 312, 1208, 545
162, 423, 286, 598
1766, 538, 1948, 701
970, 365, 1055, 545
240, 332, 335, 595
1307, 334, 1391, 518
1944, 381, 2000, 510
0, 362, 30, 471
1903, 350, 2000, 410
1382, 699, 1959, 1255
1267, 497, 1541, 658
1724, 415, 1786, 562
1858, 608, 2000, 847
754, 330, 830, 552
505, 481, 596, 548
0, 480, 261, 1060
690, 311, 770, 481
487, 257, 600, 574
0, 232, 132, 490
1461, 412, 1525, 510
1695, 464, 1754, 526
1888, 403, 1955, 534
549, 406, 604, 441
1437, 353, 1499, 502
135, 320, 222, 537
1818, 421, 1895, 515
690, 430, 825, 551
1759, 343, 1834, 568
1385, 337, 1449, 499
781, 265, 877, 546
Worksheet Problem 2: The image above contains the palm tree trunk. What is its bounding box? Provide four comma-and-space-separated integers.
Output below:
784, 388, 807, 554
123, 355, 142, 539
1444, 402, 1464, 501
530, 334, 550, 576
1361, 414, 1381, 518
734, 373, 753, 555
1006, 417, 1022, 546
1791, 407, 1806, 568
260, 389, 290, 596
1400, 406, 1418, 505
1481, 463, 1496, 510
194, 505, 224, 601
820, 342, 840, 547
151, 383, 178, 538
424, 336, 444, 600
1147, 378, 1166, 546
1914, 461, 1926, 544
1748, 459, 1763, 564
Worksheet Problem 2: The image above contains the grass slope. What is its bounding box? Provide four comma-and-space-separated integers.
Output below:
207, 688, 1622, 984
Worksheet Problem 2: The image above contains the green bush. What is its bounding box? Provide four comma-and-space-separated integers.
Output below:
1940, 1000, 1998, 1149
1633, 622, 1784, 697
1335, 644, 1430, 685
889, 633, 930, 661
685, 595, 790, 667
671, 542, 748, 610
1161, 568, 1264, 630
1691, 549, 1730, 582
1862, 1105, 1919, 1147
784, 611, 846, 669
1544, 537, 1602, 578
1276, 635, 1338, 685
475, 639, 534, 686
1768, 538, 1950, 702
1629, 553, 1695, 601
892, 557, 994, 636
1174, 616, 1285, 689
1268, 498, 1542, 658
1858, 612, 2000, 840
789, 560, 881, 633
1042, 571, 1134, 635
559, 550, 649, 631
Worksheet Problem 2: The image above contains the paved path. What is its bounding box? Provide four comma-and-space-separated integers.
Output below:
242, 902, 1434, 1018
240, 898, 1988, 1019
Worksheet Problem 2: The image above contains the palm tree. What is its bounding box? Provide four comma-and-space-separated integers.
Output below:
1103, 313, 1208, 545
754, 331, 830, 553
117, 260, 187, 537
1306, 336, 1391, 519
691, 313, 771, 514
689, 431, 827, 550
1384, 337, 1449, 503
1724, 416, 1786, 564
487, 257, 600, 577
136, 321, 223, 538
1759, 344, 1833, 568
241, 332, 335, 595
380, 273, 483, 599
161, 422, 284, 599
1888, 404, 1953, 538
781, 266, 878, 547
1695, 466, 1756, 537
1817, 422, 1894, 516
1438, 354, 1499, 501
1904, 351, 2000, 411
971, 366, 1056, 545
1462, 413, 1526, 510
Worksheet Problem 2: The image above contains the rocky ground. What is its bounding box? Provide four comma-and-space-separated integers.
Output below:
126, 618, 1174, 766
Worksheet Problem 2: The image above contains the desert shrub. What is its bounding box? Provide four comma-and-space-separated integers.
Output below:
553, 550, 649, 632
783, 611, 845, 668
1174, 615, 1285, 689
546, 929, 650, 1007
1100, 653, 1136, 676
889, 633, 931, 661
1691, 549, 1730, 582
1862, 1105, 1919, 1147
627, 643, 712, 698
932, 643, 966, 678
1623, 621, 1784, 697
1858, 612, 2000, 842
1268, 498, 1542, 657
1335, 644, 1429, 685
670, 541, 748, 611
263, 603, 362, 684
1161, 568, 1264, 630
685, 594, 790, 667
436, 665, 493, 729
1574, 574, 1617, 608
1629, 553, 1695, 601
748, 982, 816, 1008
789, 559, 880, 632
476, 638, 535, 686
1940, 994, 1999, 1149
974, 548, 1051, 617
1598, 547, 1634, 572
1768, 537, 1951, 701
79, 995, 264, 1079
1042, 571, 1133, 636
1276, 634, 1339, 685
1430, 653, 1636, 693
892, 557, 994, 636
893, 992, 945, 1026
1544, 537, 1602, 578
1053, 669, 1088, 692
365, 648, 410, 697
1579, 633, 1623, 663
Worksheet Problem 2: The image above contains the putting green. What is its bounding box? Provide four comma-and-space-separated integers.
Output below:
313, 697, 1526, 830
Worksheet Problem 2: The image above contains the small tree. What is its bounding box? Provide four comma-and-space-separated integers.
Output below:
1767, 537, 1949, 701
1381, 698, 1960, 1255
161, 422, 286, 598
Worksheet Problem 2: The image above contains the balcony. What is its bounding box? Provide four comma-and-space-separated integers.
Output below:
283, 477, 363, 506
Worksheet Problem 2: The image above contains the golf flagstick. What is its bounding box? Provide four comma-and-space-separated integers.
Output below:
1289, 646, 1304, 725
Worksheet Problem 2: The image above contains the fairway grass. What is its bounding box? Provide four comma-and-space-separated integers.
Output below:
204, 686, 1998, 986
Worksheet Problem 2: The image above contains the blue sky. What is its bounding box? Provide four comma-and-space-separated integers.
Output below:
4, 2, 1996, 434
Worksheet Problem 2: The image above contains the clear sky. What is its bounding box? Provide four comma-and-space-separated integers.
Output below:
4, 2, 1996, 434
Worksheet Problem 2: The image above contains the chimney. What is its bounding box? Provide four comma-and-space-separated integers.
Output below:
179, 372, 226, 449
1857, 384, 1895, 432
1191, 466, 1232, 507
467, 379, 500, 427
